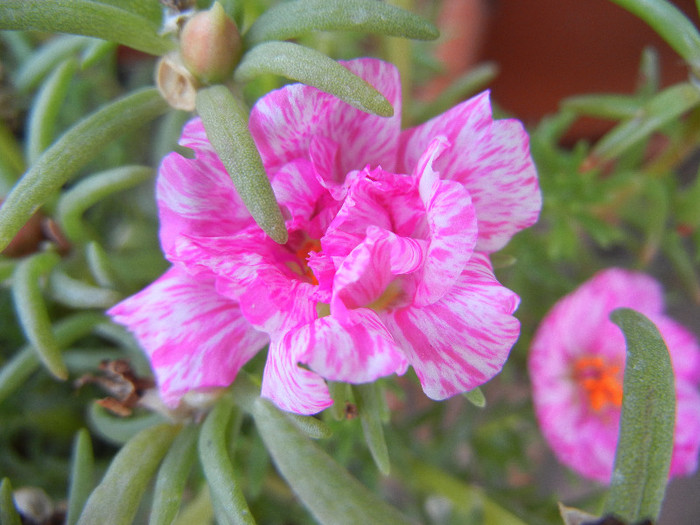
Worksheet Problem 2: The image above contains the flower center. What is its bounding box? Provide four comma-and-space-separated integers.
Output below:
572, 355, 623, 412
288, 238, 321, 285
366, 281, 403, 312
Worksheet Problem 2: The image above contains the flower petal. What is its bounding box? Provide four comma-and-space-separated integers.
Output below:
250, 58, 402, 178
298, 308, 408, 383
261, 335, 333, 415
382, 252, 520, 399
157, 118, 253, 258
399, 91, 541, 252
108, 266, 268, 407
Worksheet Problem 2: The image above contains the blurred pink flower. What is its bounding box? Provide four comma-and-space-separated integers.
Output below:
109, 58, 541, 414
529, 268, 700, 482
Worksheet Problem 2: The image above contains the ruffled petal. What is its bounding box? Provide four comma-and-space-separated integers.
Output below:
250, 58, 402, 178
298, 308, 408, 383
108, 266, 268, 407
261, 335, 333, 415
157, 118, 253, 258
382, 252, 520, 399
414, 137, 478, 306
399, 91, 541, 252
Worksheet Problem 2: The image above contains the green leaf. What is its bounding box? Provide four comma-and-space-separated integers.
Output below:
589, 82, 700, 164
0, 478, 21, 525
150, 424, 199, 525
66, 429, 95, 525
464, 386, 486, 408
234, 41, 393, 117
0, 312, 105, 405
26, 58, 78, 165
605, 308, 676, 523
88, 403, 168, 446
0, 88, 168, 253
85, 242, 122, 289
80, 39, 118, 69
562, 93, 643, 120
285, 413, 333, 439
198, 396, 256, 525
353, 383, 391, 475
14, 35, 88, 92
12, 251, 65, 379
244, 0, 438, 46
252, 397, 412, 525
55, 165, 153, 243
0, 1, 174, 56
196, 86, 287, 244
49, 270, 122, 308
77, 423, 180, 525
608, 0, 700, 71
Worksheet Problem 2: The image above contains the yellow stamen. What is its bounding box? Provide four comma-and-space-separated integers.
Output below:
573, 355, 623, 411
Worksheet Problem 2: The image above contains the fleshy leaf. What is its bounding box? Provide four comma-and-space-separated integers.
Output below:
588, 83, 700, 165
605, 308, 676, 523
77, 423, 179, 525
244, 0, 438, 46
353, 383, 391, 475
235, 41, 394, 117
464, 386, 486, 408
0, 478, 21, 525
26, 58, 78, 165
252, 397, 412, 525
0, 0, 173, 56
12, 251, 65, 379
88, 403, 168, 446
608, 0, 700, 71
0, 88, 168, 252
196, 85, 288, 244
562, 94, 643, 120
150, 425, 199, 525
66, 429, 94, 525
198, 396, 256, 525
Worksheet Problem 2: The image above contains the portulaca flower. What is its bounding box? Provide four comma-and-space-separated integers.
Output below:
529, 268, 700, 482
109, 58, 541, 414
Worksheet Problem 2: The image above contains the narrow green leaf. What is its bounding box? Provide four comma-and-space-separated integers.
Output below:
26, 58, 78, 165
172, 486, 215, 525
637, 47, 660, 97
49, 270, 122, 308
56, 165, 152, 243
150, 424, 199, 525
252, 397, 412, 525
353, 383, 391, 475
80, 39, 117, 69
196, 86, 287, 244
77, 423, 180, 525
464, 386, 486, 408
235, 41, 393, 117
327, 381, 350, 421
66, 429, 95, 525
590, 82, 700, 164
605, 308, 676, 523
14, 35, 88, 92
198, 396, 256, 525
285, 413, 333, 439
219, 0, 245, 28
0, 478, 21, 525
88, 403, 168, 446
0, 312, 105, 405
92, 0, 163, 24
85, 242, 122, 289
0, 1, 174, 56
0, 88, 168, 253
0, 122, 25, 184
12, 251, 65, 379
562, 93, 643, 120
608, 0, 700, 71
244, 0, 438, 46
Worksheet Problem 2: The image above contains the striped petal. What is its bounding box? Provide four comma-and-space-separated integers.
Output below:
157, 118, 253, 258
382, 252, 520, 399
299, 308, 408, 383
398, 91, 541, 252
261, 334, 333, 415
108, 266, 268, 407
250, 58, 402, 178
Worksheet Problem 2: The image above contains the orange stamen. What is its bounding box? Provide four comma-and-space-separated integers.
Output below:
294, 239, 321, 285
572, 356, 623, 411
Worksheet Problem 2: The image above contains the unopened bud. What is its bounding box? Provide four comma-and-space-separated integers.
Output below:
180, 2, 241, 84
156, 52, 199, 111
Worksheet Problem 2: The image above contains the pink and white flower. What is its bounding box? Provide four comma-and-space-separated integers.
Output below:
529, 268, 700, 482
109, 58, 541, 414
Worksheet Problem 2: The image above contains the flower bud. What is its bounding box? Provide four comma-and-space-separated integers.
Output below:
180, 2, 241, 84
